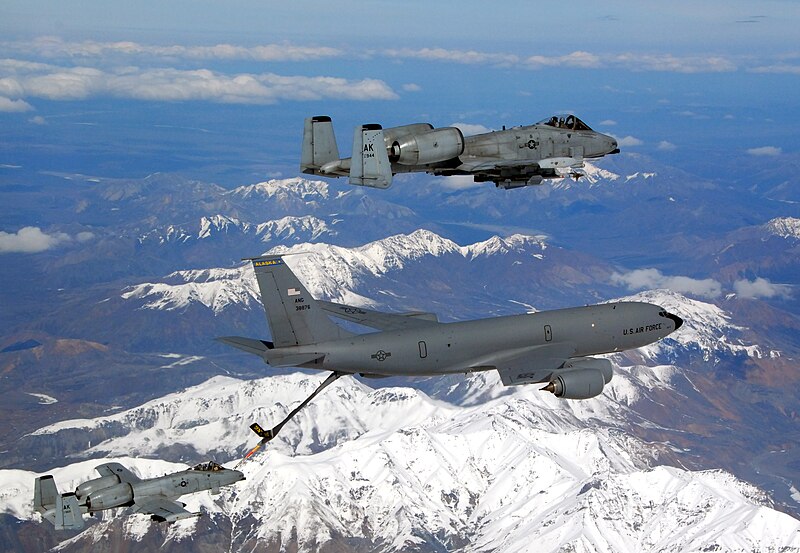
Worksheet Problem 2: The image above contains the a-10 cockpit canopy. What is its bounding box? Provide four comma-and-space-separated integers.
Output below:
192, 461, 225, 472
536, 114, 593, 131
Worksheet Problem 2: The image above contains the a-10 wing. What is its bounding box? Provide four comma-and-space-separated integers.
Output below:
96, 462, 141, 484
96, 462, 198, 523
455, 157, 542, 173
132, 497, 196, 523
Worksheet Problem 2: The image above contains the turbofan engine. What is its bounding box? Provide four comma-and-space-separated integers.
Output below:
541, 358, 613, 400
75, 475, 119, 499
388, 127, 465, 165
85, 482, 134, 511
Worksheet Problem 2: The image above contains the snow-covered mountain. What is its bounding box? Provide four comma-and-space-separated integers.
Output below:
3, 372, 799, 552
764, 216, 800, 240
120, 229, 610, 322
138, 214, 337, 247
3, 160, 800, 552
613, 289, 775, 364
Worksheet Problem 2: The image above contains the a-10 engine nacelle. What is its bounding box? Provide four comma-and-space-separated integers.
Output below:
543, 358, 613, 400
76, 473, 135, 512
75, 475, 119, 499
85, 482, 134, 511
385, 126, 465, 166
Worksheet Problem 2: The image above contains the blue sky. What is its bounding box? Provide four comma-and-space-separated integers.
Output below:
1, 1, 798, 183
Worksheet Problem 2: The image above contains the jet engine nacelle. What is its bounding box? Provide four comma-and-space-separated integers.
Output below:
390, 127, 465, 165
382, 123, 434, 147
85, 482, 134, 511
544, 358, 613, 400
75, 475, 119, 499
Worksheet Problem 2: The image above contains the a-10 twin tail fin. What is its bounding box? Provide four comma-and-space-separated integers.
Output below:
300, 116, 393, 188
300, 116, 340, 175
34, 475, 84, 530
349, 124, 392, 188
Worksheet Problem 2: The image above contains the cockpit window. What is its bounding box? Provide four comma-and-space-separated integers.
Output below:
536, 114, 593, 131
192, 461, 223, 471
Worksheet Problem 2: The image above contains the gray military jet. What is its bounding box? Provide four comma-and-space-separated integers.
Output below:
34, 461, 244, 530
218, 255, 682, 402
300, 114, 619, 189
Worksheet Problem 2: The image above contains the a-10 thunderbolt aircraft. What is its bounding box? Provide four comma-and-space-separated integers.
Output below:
34, 461, 244, 530
300, 114, 619, 189
218, 256, 682, 411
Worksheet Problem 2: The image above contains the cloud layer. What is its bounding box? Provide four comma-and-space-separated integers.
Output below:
611, 268, 722, 298
3, 37, 343, 63
0, 60, 398, 105
384, 47, 739, 73
612, 269, 793, 301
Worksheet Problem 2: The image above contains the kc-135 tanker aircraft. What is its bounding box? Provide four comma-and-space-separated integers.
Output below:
219, 255, 682, 439
34, 462, 244, 530
300, 114, 619, 189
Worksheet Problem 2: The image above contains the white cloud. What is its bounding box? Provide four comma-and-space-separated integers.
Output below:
384, 47, 519, 66
0, 96, 33, 112
733, 277, 792, 299
750, 64, 800, 75
615, 135, 643, 147
746, 146, 782, 156
657, 141, 677, 151
7, 37, 343, 63
384, 47, 737, 73
610, 53, 736, 73
0, 226, 70, 253
0, 61, 398, 104
28, 115, 46, 125
525, 51, 602, 69
76, 231, 95, 242
439, 175, 483, 190
402, 83, 421, 92
599, 119, 617, 126
451, 122, 492, 136
12, 38, 792, 76
611, 268, 722, 299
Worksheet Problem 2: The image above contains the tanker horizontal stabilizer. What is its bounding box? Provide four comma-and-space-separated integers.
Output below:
318, 300, 439, 331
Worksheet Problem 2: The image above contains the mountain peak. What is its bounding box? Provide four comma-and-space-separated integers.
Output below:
227, 178, 330, 201
764, 217, 800, 240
